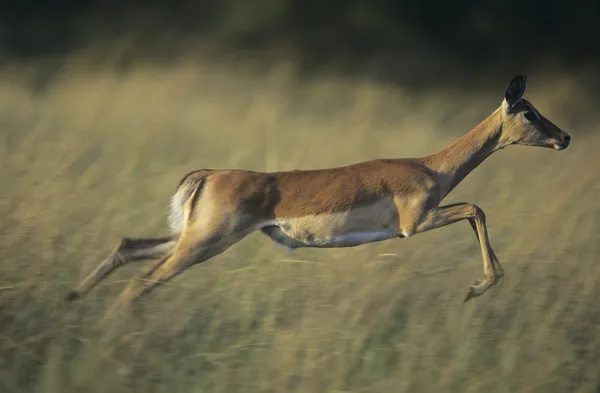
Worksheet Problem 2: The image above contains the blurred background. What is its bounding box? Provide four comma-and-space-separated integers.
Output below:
1, 1, 600, 392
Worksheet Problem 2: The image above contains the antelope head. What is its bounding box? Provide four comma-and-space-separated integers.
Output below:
500, 75, 571, 151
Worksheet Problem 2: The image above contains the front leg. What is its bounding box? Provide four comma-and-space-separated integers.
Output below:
467, 218, 504, 279
438, 203, 504, 279
409, 203, 503, 302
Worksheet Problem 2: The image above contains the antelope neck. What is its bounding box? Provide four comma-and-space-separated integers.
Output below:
420, 108, 505, 198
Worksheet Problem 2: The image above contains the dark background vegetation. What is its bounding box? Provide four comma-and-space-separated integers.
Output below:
1, 0, 599, 86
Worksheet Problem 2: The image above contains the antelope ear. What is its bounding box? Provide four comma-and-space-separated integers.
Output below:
504, 74, 527, 108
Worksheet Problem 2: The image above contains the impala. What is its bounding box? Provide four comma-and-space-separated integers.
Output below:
65, 75, 571, 304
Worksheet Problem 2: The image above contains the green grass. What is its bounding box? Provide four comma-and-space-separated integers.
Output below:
1, 57, 599, 393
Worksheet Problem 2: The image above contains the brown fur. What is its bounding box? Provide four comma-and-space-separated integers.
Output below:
180, 158, 437, 218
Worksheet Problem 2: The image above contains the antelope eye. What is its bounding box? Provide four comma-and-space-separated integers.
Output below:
524, 111, 537, 121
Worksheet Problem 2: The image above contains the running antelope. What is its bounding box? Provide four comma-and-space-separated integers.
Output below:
65, 75, 571, 304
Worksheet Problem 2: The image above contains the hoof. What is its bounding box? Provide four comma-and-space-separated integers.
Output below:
463, 279, 482, 303
64, 290, 81, 302
462, 276, 500, 303
463, 287, 476, 303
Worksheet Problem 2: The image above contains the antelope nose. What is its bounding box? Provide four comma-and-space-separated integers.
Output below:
564, 134, 571, 144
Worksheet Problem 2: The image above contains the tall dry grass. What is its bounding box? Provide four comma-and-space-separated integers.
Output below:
0, 54, 599, 393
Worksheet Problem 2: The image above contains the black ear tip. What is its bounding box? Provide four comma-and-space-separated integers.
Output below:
512, 74, 527, 83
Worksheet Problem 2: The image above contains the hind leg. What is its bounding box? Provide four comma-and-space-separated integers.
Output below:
65, 235, 178, 301
117, 230, 251, 304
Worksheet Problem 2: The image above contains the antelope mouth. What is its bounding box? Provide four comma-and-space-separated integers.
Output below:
553, 142, 569, 151
552, 134, 571, 151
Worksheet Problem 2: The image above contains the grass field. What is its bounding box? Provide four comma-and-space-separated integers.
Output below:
1, 56, 599, 393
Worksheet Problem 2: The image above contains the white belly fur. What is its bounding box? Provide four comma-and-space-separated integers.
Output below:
263, 199, 401, 249
311, 230, 398, 247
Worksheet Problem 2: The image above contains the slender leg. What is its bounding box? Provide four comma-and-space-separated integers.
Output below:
117, 231, 251, 304
467, 219, 504, 278
414, 203, 502, 302
65, 235, 178, 301
441, 203, 504, 278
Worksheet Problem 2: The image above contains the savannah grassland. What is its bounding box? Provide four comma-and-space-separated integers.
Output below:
1, 53, 600, 393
